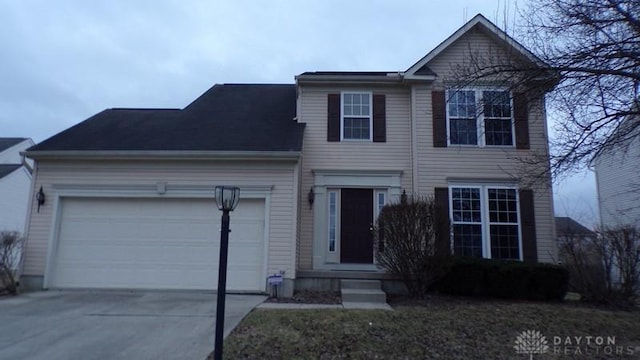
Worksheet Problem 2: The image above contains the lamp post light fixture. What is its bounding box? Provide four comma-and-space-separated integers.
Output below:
213, 185, 240, 360
400, 189, 408, 205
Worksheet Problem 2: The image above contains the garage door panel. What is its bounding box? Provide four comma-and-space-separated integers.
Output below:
52, 197, 265, 291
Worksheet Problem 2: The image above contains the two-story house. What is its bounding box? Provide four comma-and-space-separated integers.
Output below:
20, 15, 556, 295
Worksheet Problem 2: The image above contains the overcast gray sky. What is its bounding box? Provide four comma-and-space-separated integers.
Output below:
0, 0, 599, 227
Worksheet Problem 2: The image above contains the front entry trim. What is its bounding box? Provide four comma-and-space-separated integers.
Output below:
311, 170, 403, 270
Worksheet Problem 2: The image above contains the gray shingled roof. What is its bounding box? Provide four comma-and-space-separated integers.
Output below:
555, 217, 595, 237
28, 84, 305, 153
414, 64, 436, 76
0, 164, 22, 179
0, 138, 26, 152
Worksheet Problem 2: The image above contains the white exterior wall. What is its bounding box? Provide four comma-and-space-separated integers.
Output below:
0, 139, 35, 166
0, 168, 32, 233
297, 85, 413, 269
0, 139, 34, 235
22, 159, 299, 281
594, 136, 640, 228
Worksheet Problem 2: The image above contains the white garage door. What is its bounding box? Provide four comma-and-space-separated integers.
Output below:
51, 197, 265, 291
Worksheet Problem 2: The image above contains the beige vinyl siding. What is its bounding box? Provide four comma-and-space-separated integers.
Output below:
297, 85, 413, 269
427, 26, 533, 85
22, 159, 298, 278
414, 27, 557, 262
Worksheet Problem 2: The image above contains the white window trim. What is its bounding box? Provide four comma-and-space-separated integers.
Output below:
340, 91, 373, 141
372, 189, 387, 265
374, 190, 387, 220
448, 184, 523, 260
327, 190, 339, 254
445, 88, 516, 148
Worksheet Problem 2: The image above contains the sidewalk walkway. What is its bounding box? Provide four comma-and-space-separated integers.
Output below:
257, 302, 393, 310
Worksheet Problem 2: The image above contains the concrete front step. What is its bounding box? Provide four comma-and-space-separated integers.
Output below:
341, 288, 387, 303
342, 301, 393, 310
341, 279, 388, 304
341, 279, 382, 290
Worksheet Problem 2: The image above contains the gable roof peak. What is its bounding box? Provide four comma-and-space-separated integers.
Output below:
405, 12, 546, 79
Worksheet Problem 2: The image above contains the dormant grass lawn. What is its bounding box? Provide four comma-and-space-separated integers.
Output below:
216, 296, 640, 359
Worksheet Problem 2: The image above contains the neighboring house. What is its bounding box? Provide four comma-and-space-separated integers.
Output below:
555, 216, 596, 242
555, 216, 597, 262
593, 122, 640, 229
593, 120, 640, 288
555, 215, 597, 266
555, 216, 604, 292
0, 138, 34, 234
21, 14, 557, 295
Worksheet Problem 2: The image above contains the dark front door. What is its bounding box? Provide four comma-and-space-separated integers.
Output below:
340, 188, 374, 263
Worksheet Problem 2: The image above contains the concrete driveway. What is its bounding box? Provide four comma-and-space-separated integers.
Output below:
0, 290, 265, 360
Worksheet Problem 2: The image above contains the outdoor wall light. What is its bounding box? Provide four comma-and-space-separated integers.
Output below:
36, 186, 45, 212
308, 187, 314, 208
213, 185, 240, 360
400, 189, 408, 204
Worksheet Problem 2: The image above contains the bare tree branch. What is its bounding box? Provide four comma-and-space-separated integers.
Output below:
450, 0, 640, 184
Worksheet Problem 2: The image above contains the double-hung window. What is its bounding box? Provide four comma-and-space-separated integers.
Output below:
483, 91, 513, 146
342, 92, 372, 140
450, 185, 521, 260
448, 90, 478, 145
487, 188, 520, 259
447, 89, 514, 146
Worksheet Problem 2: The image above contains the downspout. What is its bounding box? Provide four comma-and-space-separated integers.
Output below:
410, 86, 419, 193
20, 152, 33, 175
18, 160, 38, 289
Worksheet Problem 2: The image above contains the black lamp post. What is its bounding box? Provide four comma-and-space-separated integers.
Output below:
213, 185, 240, 360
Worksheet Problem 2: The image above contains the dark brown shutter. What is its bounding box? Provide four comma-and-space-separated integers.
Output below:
513, 93, 530, 149
519, 189, 537, 263
434, 187, 451, 256
327, 94, 340, 142
432, 91, 447, 147
373, 94, 386, 142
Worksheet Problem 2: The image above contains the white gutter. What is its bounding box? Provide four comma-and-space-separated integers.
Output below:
23, 150, 302, 161
295, 73, 404, 84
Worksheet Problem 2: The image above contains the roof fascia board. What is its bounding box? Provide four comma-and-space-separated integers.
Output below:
23, 150, 301, 161
295, 73, 404, 84
402, 74, 437, 82
405, 14, 546, 76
